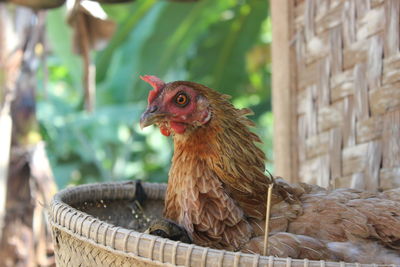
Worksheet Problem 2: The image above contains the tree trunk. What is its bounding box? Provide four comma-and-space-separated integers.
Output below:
0, 4, 57, 267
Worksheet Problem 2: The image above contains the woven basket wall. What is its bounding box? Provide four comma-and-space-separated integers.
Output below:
288, 0, 400, 191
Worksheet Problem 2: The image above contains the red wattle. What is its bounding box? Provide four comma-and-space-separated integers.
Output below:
170, 121, 187, 134
160, 126, 171, 136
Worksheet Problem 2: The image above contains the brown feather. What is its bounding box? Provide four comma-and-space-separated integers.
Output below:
148, 80, 400, 264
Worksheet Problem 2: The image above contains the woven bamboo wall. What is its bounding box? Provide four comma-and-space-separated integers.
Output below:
275, 0, 400, 191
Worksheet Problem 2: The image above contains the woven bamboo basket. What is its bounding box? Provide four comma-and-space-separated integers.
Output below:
49, 181, 394, 267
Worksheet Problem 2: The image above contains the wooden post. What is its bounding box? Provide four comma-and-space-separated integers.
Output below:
0, 4, 11, 242
270, 0, 297, 182
0, 110, 12, 241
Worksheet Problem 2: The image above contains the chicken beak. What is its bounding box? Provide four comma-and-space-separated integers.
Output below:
140, 106, 164, 129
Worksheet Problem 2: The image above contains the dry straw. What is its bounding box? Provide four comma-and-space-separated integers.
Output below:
263, 184, 274, 256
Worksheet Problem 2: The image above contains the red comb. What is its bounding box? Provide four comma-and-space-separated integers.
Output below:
140, 75, 165, 104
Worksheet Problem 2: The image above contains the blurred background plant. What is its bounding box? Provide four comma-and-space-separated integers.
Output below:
37, 0, 273, 189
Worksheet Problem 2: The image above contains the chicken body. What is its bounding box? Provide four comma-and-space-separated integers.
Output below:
140, 75, 400, 264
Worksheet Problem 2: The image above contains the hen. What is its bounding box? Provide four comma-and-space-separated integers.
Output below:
139, 75, 400, 264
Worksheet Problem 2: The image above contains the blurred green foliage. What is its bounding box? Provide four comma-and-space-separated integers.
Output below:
37, 0, 273, 189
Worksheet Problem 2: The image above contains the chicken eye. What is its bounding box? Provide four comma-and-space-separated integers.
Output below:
175, 93, 189, 107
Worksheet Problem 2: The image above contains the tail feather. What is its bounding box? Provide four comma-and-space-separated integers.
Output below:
242, 232, 400, 265
327, 241, 400, 265
242, 233, 335, 261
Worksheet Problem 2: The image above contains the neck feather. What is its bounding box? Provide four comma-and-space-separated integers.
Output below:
170, 97, 274, 220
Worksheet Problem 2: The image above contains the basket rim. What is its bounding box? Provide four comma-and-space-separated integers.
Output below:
48, 181, 390, 267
